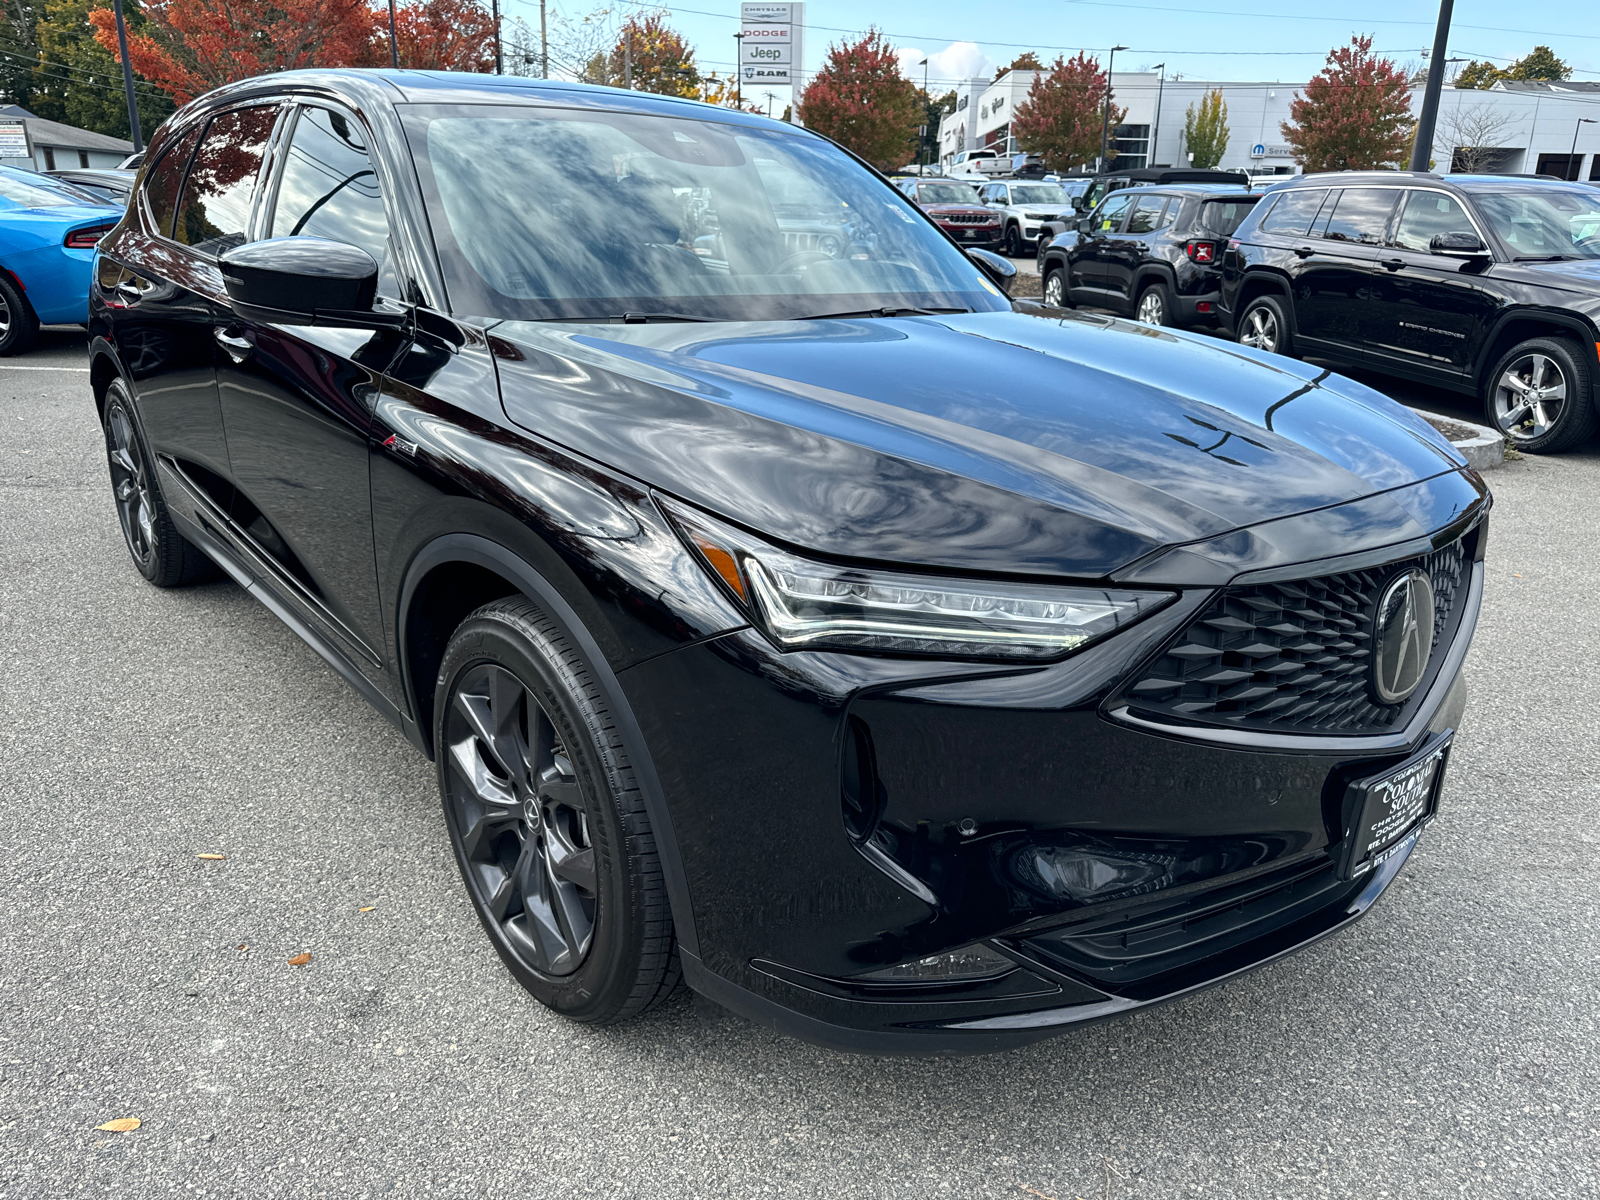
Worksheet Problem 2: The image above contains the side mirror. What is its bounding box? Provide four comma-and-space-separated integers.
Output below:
966, 247, 1017, 295
219, 237, 399, 327
1076, 217, 1094, 235
1429, 231, 1488, 258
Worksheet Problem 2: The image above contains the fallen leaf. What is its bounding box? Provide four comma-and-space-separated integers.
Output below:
358, 906, 376, 913
287, 953, 312, 967
1513, 573, 1523, 578
236, 944, 248, 951
95, 1118, 140, 1133
196, 854, 225, 861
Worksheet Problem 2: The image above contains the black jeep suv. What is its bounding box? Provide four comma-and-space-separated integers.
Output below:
1038, 185, 1261, 328
1221, 172, 1600, 453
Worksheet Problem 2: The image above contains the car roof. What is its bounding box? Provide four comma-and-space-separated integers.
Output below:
1265, 170, 1599, 197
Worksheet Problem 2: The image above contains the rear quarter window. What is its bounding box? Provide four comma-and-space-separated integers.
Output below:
141, 125, 202, 238
1257, 189, 1329, 237
1198, 197, 1259, 237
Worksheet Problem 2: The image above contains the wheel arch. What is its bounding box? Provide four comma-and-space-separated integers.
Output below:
1132, 262, 1177, 296
1473, 309, 1600, 394
1234, 270, 1296, 333
89, 341, 123, 421
397, 532, 700, 956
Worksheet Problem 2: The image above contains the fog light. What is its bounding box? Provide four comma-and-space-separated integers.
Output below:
852, 942, 1014, 983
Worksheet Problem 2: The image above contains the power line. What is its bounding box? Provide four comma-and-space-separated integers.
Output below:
1059, 0, 1600, 43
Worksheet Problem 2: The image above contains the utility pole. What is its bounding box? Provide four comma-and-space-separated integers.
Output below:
386, 0, 399, 67
540, 0, 548, 78
1409, 0, 1454, 171
1099, 45, 1127, 172
491, 0, 502, 74
734, 32, 744, 108
623, 29, 632, 89
1149, 63, 1165, 168
109, 0, 141, 152
920, 57, 929, 168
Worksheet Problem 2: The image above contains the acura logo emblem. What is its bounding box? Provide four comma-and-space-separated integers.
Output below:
1371, 570, 1435, 705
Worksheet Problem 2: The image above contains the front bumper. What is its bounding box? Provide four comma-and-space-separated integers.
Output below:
620, 515, 1485, 1054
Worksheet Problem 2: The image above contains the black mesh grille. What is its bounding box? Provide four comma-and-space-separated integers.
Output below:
1123, 540, 1468, 734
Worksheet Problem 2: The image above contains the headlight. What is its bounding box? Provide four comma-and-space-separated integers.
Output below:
663, 499, 1172, 660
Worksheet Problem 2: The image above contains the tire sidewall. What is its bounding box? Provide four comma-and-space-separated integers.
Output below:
1240, 294, 1293, 357
103, 380, 161, 583
0, 272, 38, 357
434, 605, 647, 1021
1484, 337, 1596, 454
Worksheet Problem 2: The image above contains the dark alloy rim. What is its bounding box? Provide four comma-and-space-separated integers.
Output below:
1006, 226, 1022, 256
1239, 304, 1278, 352
445, 662, 597, 977
1492, 351, 1567, 442
106, 403, 155, 567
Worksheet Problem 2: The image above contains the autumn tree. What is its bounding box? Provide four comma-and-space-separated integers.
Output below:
1182, 88, 1229, 168
1281, 36, 1414, 173
22, 0, 174, 138
1011, 52, 1123, 174
587, 13, 698, 97
393, 0, 497, 71
995, 52, 1042, 80
799, 30, 921, 170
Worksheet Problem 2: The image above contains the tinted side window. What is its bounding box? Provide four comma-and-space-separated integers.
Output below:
1319, 188, 1400, 245
142, 125, 202, 238
174, 105, 279, 254
1093, 193, 1134, 233
1258, 189, 1327, 237
268, 107, 394, 295
1390, 191, 1476, 251
1198, 197, 1258, 237
1126, 195, 1168, 234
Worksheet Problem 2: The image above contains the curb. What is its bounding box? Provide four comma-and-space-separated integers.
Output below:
1407, 407, 1505, 472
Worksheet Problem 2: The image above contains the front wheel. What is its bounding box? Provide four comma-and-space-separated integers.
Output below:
1042, 267, 1069, 309
1484, 337, 1597, 454
0, 271, 39, 357
1236, 294, 1294, 357
1004, 224, 1024, 257
102, 380, 215, 587
435, 598, 680, 1024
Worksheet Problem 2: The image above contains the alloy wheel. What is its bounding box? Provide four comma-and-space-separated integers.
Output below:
1043, 271, 1065, 307
106, 405, 155, 568
1240, 305, 1278, 352
1493, 352, 1567, 442
1137, 291, 1165, 326
0, 290, 11, 337
445, 663, 597, 977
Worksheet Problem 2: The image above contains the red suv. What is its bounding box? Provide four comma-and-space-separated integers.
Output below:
897, 177, 1003, 250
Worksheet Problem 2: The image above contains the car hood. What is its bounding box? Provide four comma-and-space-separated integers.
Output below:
491, 309, 1471, 580
1500, 256, 1600, 291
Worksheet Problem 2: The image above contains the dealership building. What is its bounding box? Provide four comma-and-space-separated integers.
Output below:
937, 72, 1600, 180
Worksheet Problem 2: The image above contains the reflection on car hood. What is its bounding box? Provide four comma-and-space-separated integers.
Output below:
1503, 256, 1600, 288
491, 309, 1470, 579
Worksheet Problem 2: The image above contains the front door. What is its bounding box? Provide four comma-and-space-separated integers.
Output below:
1069, 191, 1134, 297
211, 102, 409, 694
1103, 193, 1170, 310
1291, 187, 1401, 353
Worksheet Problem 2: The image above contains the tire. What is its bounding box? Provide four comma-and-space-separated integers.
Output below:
1483, 336, 1598, 454
1135, 281, 1173, 327
0, 271, 39, 357
1042, 266, 1069, 309
435, 597, 680, 1024
1236, 293, 1294, 357
102, 379, 216, 587
1004, 223, 1023, 257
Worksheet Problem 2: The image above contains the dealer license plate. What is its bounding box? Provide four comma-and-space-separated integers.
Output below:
1342, 733, 1451, 878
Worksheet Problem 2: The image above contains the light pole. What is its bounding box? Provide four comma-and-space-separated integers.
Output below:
734, 32, 744, 109
491, 0, 502, 74
1099, 45, 1127, 173
386, 0, 399, 67
109, 0, 141, 152
1409, 0, 1454, 171
1148, 63, 1165, 168
920, 58, 929, 169
1571, 118, 1596, 181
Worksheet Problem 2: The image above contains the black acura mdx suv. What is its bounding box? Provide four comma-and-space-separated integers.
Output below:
90, 71, 1488, 1054
1222, 172, 1600, 453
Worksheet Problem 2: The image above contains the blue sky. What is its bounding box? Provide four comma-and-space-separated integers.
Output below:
500, 0, 1600, 101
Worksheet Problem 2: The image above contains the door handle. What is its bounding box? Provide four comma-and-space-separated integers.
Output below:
114, 279, 145, 303
1293, 246, 1316, 259
213, 326, 253, 364
1382, 258, 1407, 272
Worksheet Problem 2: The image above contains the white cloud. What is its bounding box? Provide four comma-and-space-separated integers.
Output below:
894, 42, 994, 89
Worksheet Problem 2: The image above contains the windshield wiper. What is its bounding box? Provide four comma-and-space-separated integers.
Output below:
535, 312, 727, 324
795, 306, 972, 320
1513, 254, 1577, 262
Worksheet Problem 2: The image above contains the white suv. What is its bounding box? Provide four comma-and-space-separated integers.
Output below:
977, 180, 1077, 256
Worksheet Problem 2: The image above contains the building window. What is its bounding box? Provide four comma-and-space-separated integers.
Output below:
42, 146, 55, 170
1536, 152, 1581, 181
1112, 124, 1150, 171
1592, 155, 1600, 181
78, 150, 89, 168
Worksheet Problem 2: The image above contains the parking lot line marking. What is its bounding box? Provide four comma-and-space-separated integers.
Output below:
0, 365, 90, 372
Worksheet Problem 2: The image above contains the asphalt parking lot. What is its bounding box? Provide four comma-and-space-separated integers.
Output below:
3, 329, 1598, 1199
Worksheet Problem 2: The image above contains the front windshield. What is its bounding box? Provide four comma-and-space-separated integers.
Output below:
0, 168, 82, 208
1008, 185, 1068, 205
916, 183, 979, 204
409, 106, 1008, 322
1475, 189, 1600, 259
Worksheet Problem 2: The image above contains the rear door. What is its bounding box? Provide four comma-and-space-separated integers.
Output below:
1292, 187, 1401, 352
1365, 188, 1496, 376
212, 101, 411, 697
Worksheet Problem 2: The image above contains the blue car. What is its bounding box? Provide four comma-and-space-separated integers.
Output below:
0, 166, 123, 355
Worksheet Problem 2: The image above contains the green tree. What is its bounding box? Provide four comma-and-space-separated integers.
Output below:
1505, 45, 1570, 82
1453, 59, 1501, 89
38, 0, 174, 138
994, 52, 1041, 80
1183, 88, 1229, 169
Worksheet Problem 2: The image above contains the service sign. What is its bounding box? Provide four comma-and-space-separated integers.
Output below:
0, 119, 31, 159
740, 2, 802, 85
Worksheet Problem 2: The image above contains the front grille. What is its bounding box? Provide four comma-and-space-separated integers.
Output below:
1022, 857, 1354, 990
941, 212, 995, 226
1122, 539, 1469, 734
